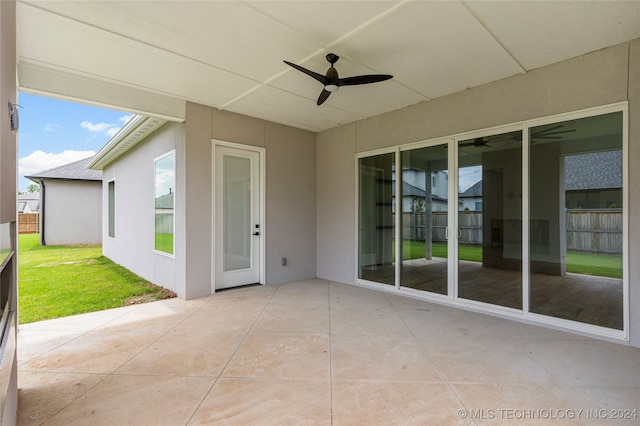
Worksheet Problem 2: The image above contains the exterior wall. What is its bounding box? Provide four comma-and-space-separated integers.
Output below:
0, 0, 18, 424
102, 123, 180, 294
316, 40, 640, 347
42, 180, 101, 245
178, 105, 317, 298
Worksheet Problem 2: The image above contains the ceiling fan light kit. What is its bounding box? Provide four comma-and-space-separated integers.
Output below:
284, 53, 393, 105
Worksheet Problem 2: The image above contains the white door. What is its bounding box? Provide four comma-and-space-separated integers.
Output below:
214, 145, 261, 290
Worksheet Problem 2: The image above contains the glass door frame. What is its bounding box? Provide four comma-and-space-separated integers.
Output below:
397, 138, 456, 301
452, 123, 526, 316
354, 102, 629, 342
212, 140, 266, 292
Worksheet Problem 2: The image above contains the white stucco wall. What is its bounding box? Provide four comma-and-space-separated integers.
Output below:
103, 106, 316, 299
43, 180, 101, 245
102, 123, 180, 294
178, 105, 317, 299
316, 40, 640, 348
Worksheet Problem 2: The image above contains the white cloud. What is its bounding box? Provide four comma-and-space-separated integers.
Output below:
81, 114, 134, 139
43, 123, 58, 132
19, 150, 96, 176
106, 127, 120, 138
119, 114, 134, 124
80, 120, 114, 133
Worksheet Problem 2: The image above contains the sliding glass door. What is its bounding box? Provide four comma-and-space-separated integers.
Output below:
356, 105, 626, 336
399, 144, 449, 295
457, 131, 523, 309
529, 112, 624, 330
358, 152, 395, 286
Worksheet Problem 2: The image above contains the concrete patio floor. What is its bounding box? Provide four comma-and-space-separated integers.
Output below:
16, 279, 640, 425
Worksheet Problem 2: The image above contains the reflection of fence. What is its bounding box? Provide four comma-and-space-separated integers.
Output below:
567, 209, 622, 254
400, 212, 482, 244
18, 213, 39, 234
400, 209, 623, 254
155, 212, 174, 234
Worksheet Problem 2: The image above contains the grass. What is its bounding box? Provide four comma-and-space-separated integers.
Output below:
154, 233, 174, 254
397, 239, 622, 278
18, 234, 175, 323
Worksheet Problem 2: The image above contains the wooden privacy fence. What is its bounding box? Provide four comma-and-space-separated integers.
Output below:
399, 209, 622, 254
18, 213, 39, 234
566, 209, 622, 254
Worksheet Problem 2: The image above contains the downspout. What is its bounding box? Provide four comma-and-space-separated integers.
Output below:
39, 178, 46, 246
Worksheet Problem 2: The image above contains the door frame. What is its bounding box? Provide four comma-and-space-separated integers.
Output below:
211, 140, 266, 292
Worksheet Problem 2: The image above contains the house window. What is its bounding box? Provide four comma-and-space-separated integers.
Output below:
155, 151, 175, 255
108, 180, 115, 238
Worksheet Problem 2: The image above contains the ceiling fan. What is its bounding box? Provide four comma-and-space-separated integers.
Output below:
283, 53, 393, 105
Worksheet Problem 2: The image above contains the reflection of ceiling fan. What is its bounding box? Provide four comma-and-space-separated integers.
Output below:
459, 125, 576, 149
459, 137, 492, 148
283, 53, 393, 105
531, 124, 576, 141
459, 132, 520, 148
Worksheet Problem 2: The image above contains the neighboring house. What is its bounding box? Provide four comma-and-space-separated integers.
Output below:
25, 157, 102, 246
565, 150, 623, 209
17, 192, 39, 214
459, 181, 483, 211
393, 169, 449, 213
455, 149, 624, 212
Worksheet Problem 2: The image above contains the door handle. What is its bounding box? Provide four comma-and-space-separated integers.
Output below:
253, 231, 260, 236
458, 228, 462, 239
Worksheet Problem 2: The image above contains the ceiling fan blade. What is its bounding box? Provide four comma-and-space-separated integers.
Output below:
339, 74, 393, 86
283, 60, 326, 84
532, 124, 564, 135
317, 89, 331, 105
532, 125, 576, 138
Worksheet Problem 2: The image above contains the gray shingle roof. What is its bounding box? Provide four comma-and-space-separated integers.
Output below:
460, 180, 482, 197
564, 150, 622, 191
155, 192, 174, 209
25, 157, 102, 181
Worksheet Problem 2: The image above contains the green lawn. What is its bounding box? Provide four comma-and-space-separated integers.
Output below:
154, 233, 174, 254
397, 240, 621, 278
18, 234, 175, 323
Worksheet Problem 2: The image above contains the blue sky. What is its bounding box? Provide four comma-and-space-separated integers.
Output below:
17, 93, 132, 192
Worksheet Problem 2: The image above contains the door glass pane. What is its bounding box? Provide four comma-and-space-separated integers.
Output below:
400, 145, 448, 295
458, 131, 523, 309
224, 155, 251, 271
530, 112, 623, 329
358, 152, 395, 285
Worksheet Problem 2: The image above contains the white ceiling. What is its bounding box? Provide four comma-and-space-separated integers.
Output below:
16, 1, 640, 132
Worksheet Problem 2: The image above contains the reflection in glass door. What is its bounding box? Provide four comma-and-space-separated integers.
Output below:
358, 152, 395, 286
529, 112, 624, 329
457, 131, 523, 309
400, 145, 449, 295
